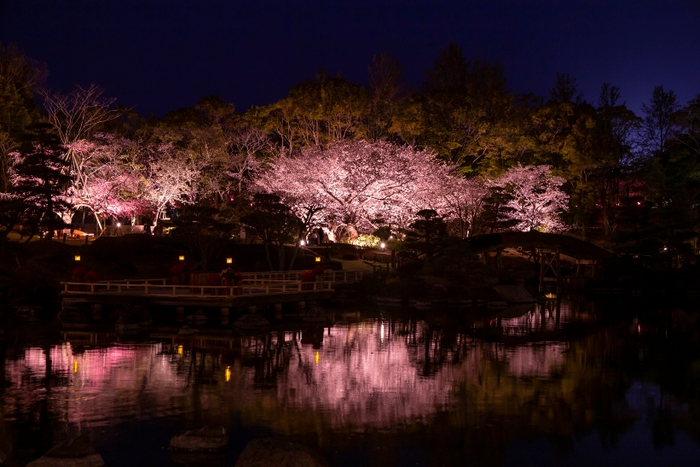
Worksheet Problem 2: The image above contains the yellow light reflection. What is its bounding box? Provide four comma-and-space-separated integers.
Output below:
225, 366, 231, 382
177, 345, 183, 356
226, 257, 233, 264
74, 255, 81, 262
314, 351, 320, 365
73, 361, 79, 373
178, 255, 185, 261
315, 256, 322, 262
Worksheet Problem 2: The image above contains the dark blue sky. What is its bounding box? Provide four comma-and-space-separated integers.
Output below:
2, 1, 699, 117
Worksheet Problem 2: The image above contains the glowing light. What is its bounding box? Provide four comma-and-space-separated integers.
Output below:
380, 242, 386, 249
638, 324, 641, 334
116, 222, 121, 228
73, 361, 79, 373
74, 255, 81, 262
178, 255, 185, 261
225, 366, 231, 382
381, 323, 385, 341
315, 257, 322, 262
545, 293, 556, 299
300, 240, 306, 246
177, 345, 183, 356
226, 257, 233, 264
314, 351, 320, 364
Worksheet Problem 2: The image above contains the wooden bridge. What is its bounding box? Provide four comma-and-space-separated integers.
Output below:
467, 232, 615, 293
60, 270, 365, 310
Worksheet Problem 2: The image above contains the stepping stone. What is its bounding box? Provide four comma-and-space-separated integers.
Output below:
170, 426, 228, 452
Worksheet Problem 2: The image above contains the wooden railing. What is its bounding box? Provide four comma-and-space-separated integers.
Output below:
61, 280, 334, 297
60, 270, 363, 297
240, 270, 363, 283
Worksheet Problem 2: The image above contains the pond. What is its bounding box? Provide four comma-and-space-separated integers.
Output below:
2, 297, 700, 466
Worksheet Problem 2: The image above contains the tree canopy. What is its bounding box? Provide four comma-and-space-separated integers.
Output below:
2, 40, 700, 262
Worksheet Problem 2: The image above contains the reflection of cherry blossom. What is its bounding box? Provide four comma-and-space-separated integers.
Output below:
3, 318, 570, 430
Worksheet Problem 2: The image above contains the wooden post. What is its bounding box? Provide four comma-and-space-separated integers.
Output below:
274, 303, 282, 320
555, 248, 562, 293
221, 307, 229, 325
539, 248, 546, 294
92, 303, 102, 321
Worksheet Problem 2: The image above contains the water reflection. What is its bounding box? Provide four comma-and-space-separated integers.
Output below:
4, 319, 575, 430
2, 299, 700, 466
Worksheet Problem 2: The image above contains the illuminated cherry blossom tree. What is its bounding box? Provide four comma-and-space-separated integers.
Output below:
489, 164, 569, 232
223, 124, 267, 195
438, 176, 489, 237
141, 142, 202, 227
254, 140, 466, 238
62, 135, 145, 233
62, 133, 207, 232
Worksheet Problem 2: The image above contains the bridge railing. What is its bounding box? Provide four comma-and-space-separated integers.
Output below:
61, 280, 335, 297
97, 270, 363, 285
241, 270, 363, 283
60, 270, 363, 297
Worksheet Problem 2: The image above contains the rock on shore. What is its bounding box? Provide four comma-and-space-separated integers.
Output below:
235, 437, 329, 467
169, 426, 228, 452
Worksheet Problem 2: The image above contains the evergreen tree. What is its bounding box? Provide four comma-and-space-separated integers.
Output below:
11, 123, 72, 239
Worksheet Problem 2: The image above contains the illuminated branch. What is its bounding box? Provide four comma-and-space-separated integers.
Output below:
489, 164, 569, 232
255, 140, 468, 238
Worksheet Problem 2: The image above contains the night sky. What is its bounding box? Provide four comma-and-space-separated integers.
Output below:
2, 1, 699, 117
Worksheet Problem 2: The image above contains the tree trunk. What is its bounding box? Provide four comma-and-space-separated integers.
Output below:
277, 244, 286, 271
288, 245, 300, 271
263, 244, 274, 271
